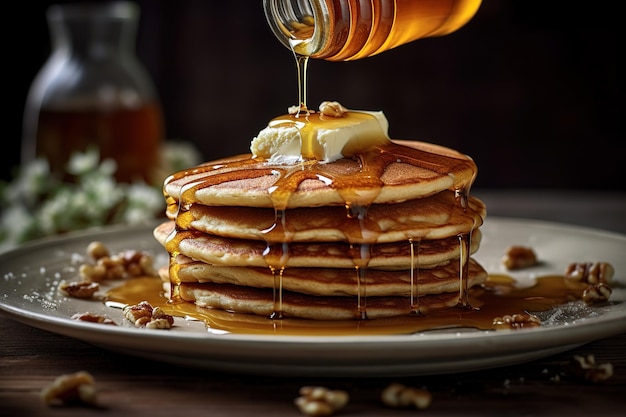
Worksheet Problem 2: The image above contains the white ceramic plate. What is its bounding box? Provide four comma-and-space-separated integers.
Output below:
1, 218, 625, 377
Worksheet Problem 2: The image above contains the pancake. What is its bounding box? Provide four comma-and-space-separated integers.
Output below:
164, 255, 487, 297
177, 281, 466, 320
154, 220, 482, 270
163, 140, 478, 210
173, 191, 485, 244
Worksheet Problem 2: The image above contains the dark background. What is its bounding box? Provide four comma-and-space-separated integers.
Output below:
5, 1, 622, 190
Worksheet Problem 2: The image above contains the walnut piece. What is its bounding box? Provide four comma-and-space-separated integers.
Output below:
294, 386, 349, 416
123, 300, 174, 329
564, 262, 615, 304
79, 241, 157, 282
319, 101, 348, 118
571, 354, 614, 382
582, 283, 612, 305
58, 280, 99, 299
71, 312, 117, 325
146, 307, 175, 329
381, 382, 432, 410
564, 262, 614, 287
40, 371, 97, 406
501, 246, 538, 270
492, 312, 541, 330
86, 241, 110, 260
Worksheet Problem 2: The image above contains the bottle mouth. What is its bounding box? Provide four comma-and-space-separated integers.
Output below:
47, 1, 139, 23
263, 0, 389, 61
263, 0, 329, 57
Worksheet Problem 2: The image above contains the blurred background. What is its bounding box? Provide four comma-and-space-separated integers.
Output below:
5, 0, 621, 190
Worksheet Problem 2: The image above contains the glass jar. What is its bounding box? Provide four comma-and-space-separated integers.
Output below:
263, 0, 482, 61
22, 1, 164, 184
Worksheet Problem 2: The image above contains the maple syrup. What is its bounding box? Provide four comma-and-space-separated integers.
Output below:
33, 101, 163, 184
105, 273, 589, 336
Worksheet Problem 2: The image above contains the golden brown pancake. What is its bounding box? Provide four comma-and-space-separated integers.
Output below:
154, 220, 482, 270
177, 281, 466, 320
163, 255, 487, 297
173, 191, 485, 244
163, 140, 478, 209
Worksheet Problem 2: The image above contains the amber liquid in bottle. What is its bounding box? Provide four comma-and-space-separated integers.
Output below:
22, 2, 165, 184
34, 101, 164, 184
265, 0, 483, 61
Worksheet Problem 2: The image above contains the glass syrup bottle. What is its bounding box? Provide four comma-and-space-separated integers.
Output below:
22, 1, 164, 184
263, 0, 482, 62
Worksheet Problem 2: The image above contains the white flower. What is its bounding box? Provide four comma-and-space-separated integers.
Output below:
0, 140, 201, 253
6, 158, 55, 207
0, 205, 36, 252
161, 141, 203, 171
67, 148, 102, 175
36, 189, 71, 235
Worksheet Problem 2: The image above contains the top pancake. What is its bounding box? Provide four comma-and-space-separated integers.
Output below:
163, 140, 478, 209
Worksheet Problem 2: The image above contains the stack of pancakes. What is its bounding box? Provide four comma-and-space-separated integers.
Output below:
153, 139, 487, 320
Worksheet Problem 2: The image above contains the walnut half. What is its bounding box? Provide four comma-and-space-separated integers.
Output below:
492, 312, 541, 330
564, 262, 614, 287
71, 312, 117, 325
501, 246, 538, 270
294, 386, 349, 416
58, 280, 99, 299
381, 382, 432, 410
570, 354, 614, 383
582, 283, 612, 305
40, 371, 97, 406
319, 101, 348, 118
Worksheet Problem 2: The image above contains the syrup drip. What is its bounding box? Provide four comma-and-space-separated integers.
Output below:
294, 53, 310, 116
457, 233, 471, 308
409, 238, 420, 313
270, 266, 285, 319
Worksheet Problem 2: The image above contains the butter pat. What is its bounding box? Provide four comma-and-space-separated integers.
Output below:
251, 104, 390, 163
250, 123, 303, 164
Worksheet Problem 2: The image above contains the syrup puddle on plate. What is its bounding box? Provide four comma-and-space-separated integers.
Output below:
104, 273, 607, 336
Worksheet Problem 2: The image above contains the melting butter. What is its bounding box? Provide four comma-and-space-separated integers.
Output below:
250, 105, 390, 163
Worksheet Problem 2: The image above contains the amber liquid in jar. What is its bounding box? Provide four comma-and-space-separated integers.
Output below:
265, 0, 482, 61
23, 1, 165, 184
34, 101, 164, 184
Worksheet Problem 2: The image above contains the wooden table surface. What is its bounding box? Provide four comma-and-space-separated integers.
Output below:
2, 190, 626, 416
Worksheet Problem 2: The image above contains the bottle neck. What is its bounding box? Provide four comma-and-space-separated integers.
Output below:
47, 2, 138, 60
